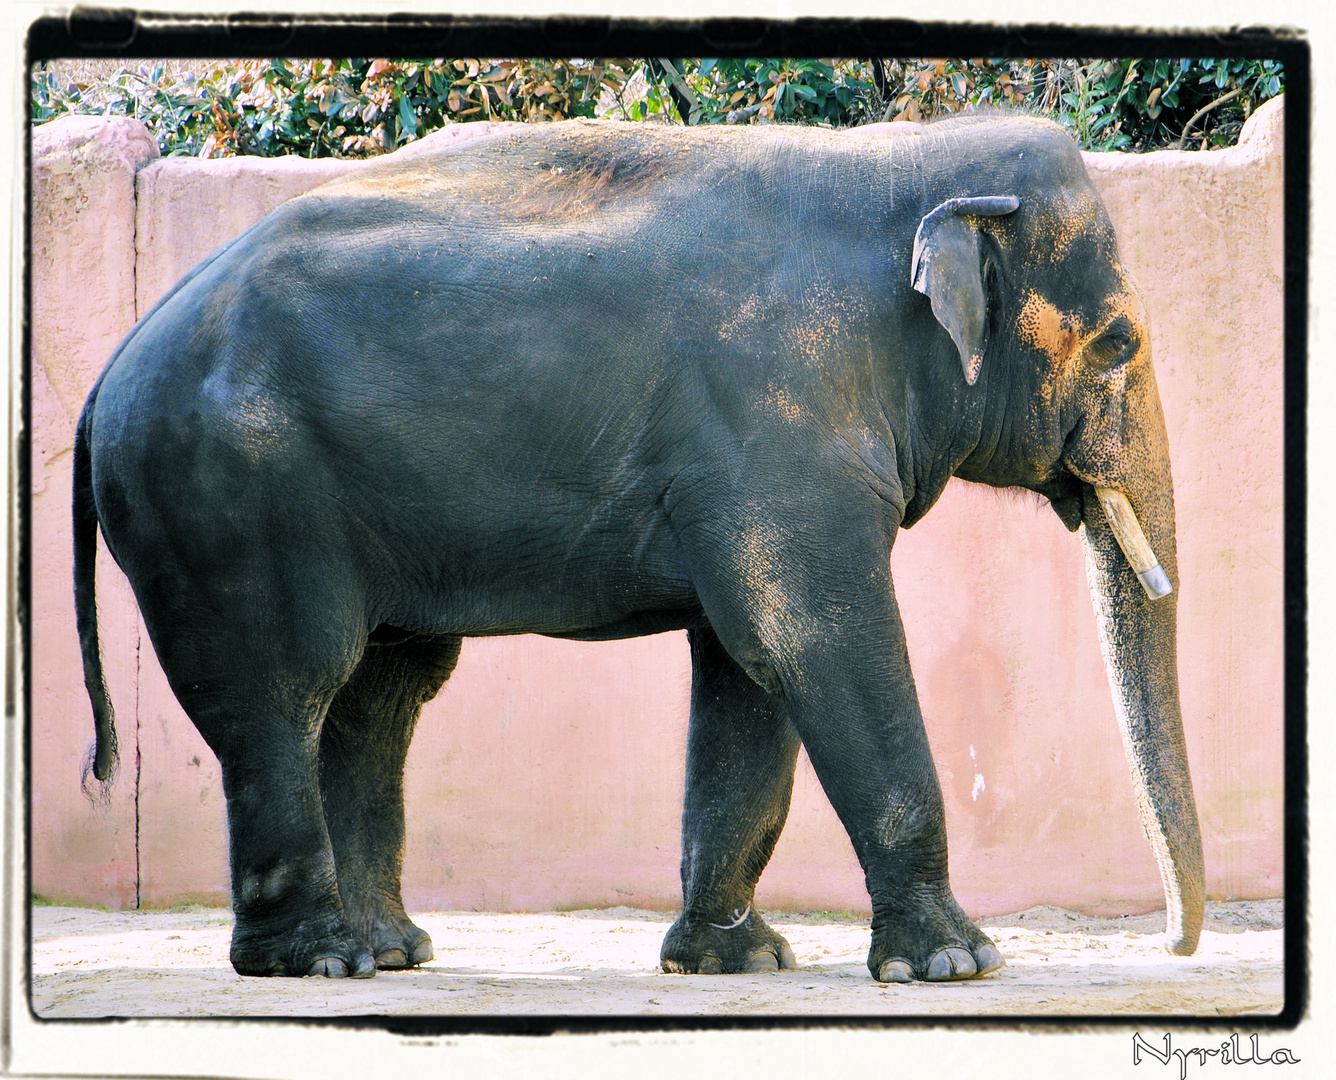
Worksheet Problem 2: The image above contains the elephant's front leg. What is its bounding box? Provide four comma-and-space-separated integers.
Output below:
672, 486, 1003, 983
661, 625, 802, 974
783, 593, 1005, 983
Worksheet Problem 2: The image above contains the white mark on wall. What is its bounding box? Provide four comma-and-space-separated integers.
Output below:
970, 745, 985, 802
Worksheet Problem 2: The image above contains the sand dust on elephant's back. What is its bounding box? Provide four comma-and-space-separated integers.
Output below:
29, 901, 1284, 1018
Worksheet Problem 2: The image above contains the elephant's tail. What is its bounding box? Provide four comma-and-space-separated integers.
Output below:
73, 385, 117, 801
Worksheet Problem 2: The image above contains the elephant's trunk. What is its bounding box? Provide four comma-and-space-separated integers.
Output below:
1082, 488, 1204, 955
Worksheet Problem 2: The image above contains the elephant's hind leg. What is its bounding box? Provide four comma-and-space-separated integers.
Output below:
661, 626, 803, 975
319, 632, 462, 969
160, 642, 376, 980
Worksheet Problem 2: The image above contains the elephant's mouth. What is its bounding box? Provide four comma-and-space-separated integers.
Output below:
1037, 470, 1085, 532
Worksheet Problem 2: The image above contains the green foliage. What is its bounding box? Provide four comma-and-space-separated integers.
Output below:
31, 55, 1283, 159
672, 58, 880, 127
876, 57, 1284, 151
31, 57, 640, 158
1028, 56, 1285, 151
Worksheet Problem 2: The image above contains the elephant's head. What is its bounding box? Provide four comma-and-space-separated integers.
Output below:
910, 131, 1204, 955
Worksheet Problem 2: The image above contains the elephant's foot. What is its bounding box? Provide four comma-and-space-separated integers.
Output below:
661, 903, 798, 974
348, 907, 434, 970
867, 890, 1004, 983
230, 910, 376, 978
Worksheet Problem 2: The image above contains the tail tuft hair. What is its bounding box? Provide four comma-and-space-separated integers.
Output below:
79, 731, 117, 807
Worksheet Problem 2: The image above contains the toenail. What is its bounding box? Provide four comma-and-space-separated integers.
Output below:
927, 947, 977, 980
308, 956, 348, 978
975, 943, 1005, 975
744, 949, 779, 973
877, 959, 915, 983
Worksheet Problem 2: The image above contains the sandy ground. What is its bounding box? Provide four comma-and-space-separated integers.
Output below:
29, 900, 1284, 1018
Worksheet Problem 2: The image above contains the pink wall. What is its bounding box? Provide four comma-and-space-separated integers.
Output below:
29, 101, 1286, 917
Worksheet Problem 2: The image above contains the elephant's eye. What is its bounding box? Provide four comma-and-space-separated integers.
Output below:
1087, 318, 1138, 367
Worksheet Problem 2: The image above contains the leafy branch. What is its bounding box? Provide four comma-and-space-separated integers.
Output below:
31, 56, 1283, 159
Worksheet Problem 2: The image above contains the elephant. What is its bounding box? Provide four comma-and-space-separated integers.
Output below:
74, 115, 1204, 983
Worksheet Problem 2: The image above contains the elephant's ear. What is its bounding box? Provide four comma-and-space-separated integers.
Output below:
910, 196, 1020, 385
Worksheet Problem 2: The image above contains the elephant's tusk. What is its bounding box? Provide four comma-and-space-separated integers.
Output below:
1094, 487, 1173, 599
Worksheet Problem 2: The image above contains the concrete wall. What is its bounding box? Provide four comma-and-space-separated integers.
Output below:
29, 100, 1286, 916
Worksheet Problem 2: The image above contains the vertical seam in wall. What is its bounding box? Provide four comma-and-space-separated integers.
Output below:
132, 169, 140, 322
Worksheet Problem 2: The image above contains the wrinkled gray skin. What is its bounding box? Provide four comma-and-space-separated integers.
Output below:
75, 117, 1203, 983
